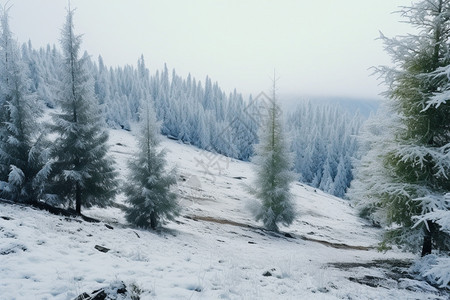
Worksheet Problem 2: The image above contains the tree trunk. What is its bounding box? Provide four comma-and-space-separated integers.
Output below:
75, 182, 81, 215
421, 220, 433, 257
150, 211, 157, 229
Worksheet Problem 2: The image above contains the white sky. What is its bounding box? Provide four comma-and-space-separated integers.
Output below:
8, 0, 412, 99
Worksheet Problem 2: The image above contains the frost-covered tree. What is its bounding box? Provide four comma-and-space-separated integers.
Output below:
49, 8, 117, 214
124, 96, 179, 229
248, 83, 296, 231
0, 7, 50, 203
332, 156, 349, 198
353, 0, 450, 255
348, 108, 396, 226
286, 102, 361, 197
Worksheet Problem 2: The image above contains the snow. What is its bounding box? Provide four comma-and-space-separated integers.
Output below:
0, 128, 448, 299
411, 255, 450, 288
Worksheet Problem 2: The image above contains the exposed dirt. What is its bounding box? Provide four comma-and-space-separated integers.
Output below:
329, 259, 413, 281
329, 259, 449, 296
185, 215, 256, 229
0, 198, 100, 223
187, 214, 374, 251
299, 235, 373, 251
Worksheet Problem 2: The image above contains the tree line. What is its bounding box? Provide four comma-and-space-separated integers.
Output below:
19, 29, 362, 199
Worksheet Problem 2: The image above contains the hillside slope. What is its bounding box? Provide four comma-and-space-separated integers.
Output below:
0, 129, 447, 299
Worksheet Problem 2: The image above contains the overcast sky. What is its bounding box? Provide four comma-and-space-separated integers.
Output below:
8, 0, 412, 99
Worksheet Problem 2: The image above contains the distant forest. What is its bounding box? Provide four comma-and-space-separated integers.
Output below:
21, 41, 363, 197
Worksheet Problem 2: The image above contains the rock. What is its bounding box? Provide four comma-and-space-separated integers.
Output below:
317, 287, 329, 293
263, 271, 272, 277
1, 244, 27, 255
74, 292, 90, 300
94, 245, 110, 253
90, 290, 107, 300
284, 233, 294, 238
74, 281, 129, 300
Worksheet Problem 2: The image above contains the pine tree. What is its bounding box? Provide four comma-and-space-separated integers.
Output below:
285, 102, 362, 196
124, 96, 179, 229
248, 81, 296, 231
332, 155, 349, 198
49, 8, 117, 214
348, 108, 395, 226
0, 7, 50, 203
358, 0, 450, 254
319, 156, 334, 194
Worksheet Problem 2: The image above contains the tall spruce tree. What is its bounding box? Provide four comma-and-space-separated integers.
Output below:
124, 96, 179, 229
355, 0, 450, 255
49, 8, 117, 214
248, 81, 296, 231
0, 7, 50, 203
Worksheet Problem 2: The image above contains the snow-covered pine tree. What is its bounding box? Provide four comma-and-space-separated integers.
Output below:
49, 8, 117, 214
348, 108, 395, 226
124, 95, 178, 229
359, 0, 450, 255
285, 102, 362, 197
0, 7, 50, 203
331, 156, 348, 198
248, 81, 296, 231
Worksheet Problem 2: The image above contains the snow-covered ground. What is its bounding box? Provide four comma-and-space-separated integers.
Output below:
0, 128, 448, 299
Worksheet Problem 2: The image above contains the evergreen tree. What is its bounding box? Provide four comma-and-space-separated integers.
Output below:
332, 155, 349, 198
124, 96, 179, 229
0, 7, 50, 203
49, 8, 117, 214
319, 156, 334, 193
248, 82, 296, 231
286, 102, 362, 196
356, 0, 450, 254
348, 108, 395, 226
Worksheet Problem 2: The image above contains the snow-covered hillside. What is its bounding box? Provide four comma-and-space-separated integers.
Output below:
0, 129, 447, 299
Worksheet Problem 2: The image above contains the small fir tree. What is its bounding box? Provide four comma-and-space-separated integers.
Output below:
124, 96, 179, 229
49, 8, 117, 213
248, 81, 296, 231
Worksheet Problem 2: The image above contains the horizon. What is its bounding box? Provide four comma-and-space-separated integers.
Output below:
9, 0, 411, 100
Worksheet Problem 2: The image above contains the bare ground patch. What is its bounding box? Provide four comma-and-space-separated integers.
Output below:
186, 214, 374, 250
329, 259, 449, 296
